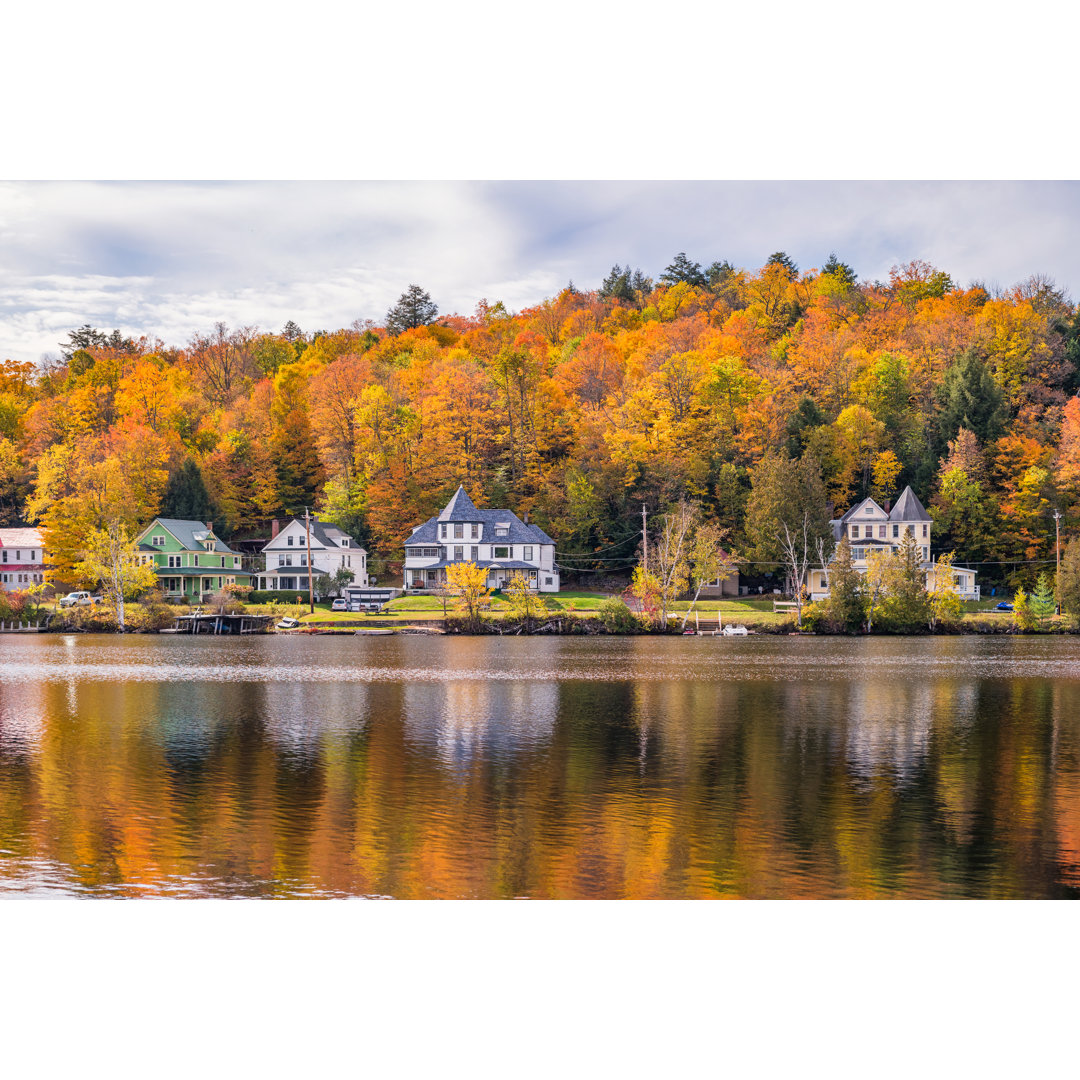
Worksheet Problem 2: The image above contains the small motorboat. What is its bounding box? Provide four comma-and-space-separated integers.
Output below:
721, 624, 749, 636
276, 617, 300, 630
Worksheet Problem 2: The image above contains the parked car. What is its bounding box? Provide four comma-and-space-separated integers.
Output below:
58, 591, 101, 608
331, 598, 347, 611
994, 601, 1014, 611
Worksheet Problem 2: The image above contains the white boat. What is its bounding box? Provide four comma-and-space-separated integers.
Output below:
276, 617, 300, 630
721, 624, 749, 636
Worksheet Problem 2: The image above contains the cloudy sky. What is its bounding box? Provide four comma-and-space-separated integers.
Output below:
1, 180, 1078, 365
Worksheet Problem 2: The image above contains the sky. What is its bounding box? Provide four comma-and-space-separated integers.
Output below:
1, 180, 1079, 365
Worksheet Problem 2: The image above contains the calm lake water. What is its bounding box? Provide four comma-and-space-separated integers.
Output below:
1, 633, 1078, 898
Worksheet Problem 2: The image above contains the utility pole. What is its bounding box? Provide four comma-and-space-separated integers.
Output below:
305, 507, 315, 615
642, 503, 648, 575
1054, 508, 1062, 614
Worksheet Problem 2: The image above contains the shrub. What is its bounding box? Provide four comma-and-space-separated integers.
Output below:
597, 596, 638, 633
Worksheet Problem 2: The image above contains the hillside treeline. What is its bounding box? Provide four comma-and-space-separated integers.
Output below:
2, 252, 1079, 586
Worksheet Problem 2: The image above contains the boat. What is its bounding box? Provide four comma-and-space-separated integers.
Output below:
721, 624, 749, 636
276, 617, 300, 630
355, 627, 394, 636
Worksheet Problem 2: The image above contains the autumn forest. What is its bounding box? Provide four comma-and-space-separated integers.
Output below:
3, 251, 1080, 588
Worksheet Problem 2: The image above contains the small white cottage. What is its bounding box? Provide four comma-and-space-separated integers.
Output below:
257, 517, 367, 593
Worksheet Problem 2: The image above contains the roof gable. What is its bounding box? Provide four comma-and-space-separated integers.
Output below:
839, 497, 887, 523
139, 518, 239, 555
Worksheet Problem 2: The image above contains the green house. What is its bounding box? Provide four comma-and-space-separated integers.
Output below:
134, 518, 254, 601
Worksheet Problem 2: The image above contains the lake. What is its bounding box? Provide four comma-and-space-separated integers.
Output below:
0, 633, 1077, 898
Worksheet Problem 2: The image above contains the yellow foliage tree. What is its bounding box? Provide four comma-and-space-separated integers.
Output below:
444, 561, 492, 631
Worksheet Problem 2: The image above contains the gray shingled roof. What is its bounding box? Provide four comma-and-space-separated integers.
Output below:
889, 486, 929, 521
407, 486, 555, 546
150, 519, 240, 554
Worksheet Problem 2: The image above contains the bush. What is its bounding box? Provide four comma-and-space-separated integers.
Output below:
597, 596, 638, 633
247, 590, 316, 604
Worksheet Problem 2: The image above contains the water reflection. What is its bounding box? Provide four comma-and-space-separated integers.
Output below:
0, 635, 1078, 898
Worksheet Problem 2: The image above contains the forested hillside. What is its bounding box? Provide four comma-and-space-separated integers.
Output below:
3, 252, 1079, 587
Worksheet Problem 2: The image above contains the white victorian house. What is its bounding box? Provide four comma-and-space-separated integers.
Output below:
808, 486, 979, 601
257, 517, 368, 593
404, 486, 560, 593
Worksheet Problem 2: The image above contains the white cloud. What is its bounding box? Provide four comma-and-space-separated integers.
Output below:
1, 181, 1078, 364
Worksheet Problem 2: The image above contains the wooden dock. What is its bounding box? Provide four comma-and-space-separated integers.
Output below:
0, 618, 47, 633
167, 613, 274, 635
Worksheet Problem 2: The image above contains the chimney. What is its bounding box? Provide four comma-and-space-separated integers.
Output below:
524, 511, 529, 524
884, 499, 891, 514
207, 520, 213, 533
271, 519, 281, 539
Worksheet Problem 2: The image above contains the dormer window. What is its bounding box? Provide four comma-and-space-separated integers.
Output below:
342, 538, 349, 547
495, 525, 509, 538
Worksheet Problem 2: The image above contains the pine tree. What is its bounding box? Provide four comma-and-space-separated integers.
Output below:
936, 348, 1007, 446
766, 251, 798, 275
161, 458, 214, 522
822, 252, 857, 285
825, 537, 865, 632
385, 285, 438, 335
1031, 572, 1056, 627
660, 252, 706, 287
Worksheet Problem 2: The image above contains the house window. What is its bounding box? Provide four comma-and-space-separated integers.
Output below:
193, 554, 200, 566
524, 546, 534, 561
853, 547, 864, 560
922, 524, 928, 537
440, 524, 447, 539
234, 557, 239, 568
16, 550, 22, 560
300, 555, 308, 566
288, 536, 294, 546
454, 546, 464, 561
878, 525, 885, 538
471, 524, 479, 539
865, 507, 873, 514
342, 538, 349, 547
545, 577, 552, 586
494, 546, 510, 559
1, 551, 6, 562
284, 553, 293, 567
922, 547, 929, 561
454, 523, 463, 539
471, 546, 478, 561
851, 525, 860, 539
152, 535, 165, 546
495, 526, 508, 538
892, 524, 899, 538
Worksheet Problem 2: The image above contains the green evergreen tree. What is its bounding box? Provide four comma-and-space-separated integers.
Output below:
880, 531, 932, 631
936, 348, 1007, 446
1058, 538, 1080, 619
385, 285, 438, 335
660, 252, 706, 287
822, 252, 857, 285
1031, 572, 1056, 627
766, 251, 798, 275
160, 458, 214, 523
824, 536, 865, 632
599, 265, 634, 301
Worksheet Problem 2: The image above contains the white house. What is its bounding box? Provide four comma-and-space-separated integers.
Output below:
0, 527, 45, 592
808, 486, 979, 601
257, 517, 368, 593
403, 485, 560, 593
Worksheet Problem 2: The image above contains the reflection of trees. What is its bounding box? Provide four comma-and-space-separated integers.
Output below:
1, 640, 1079, 898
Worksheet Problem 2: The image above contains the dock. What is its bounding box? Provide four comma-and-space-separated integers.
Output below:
167, 613, 274, 635
0, 618, 48, 633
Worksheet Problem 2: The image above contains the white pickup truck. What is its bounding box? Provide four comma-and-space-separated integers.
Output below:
57, 591, 103, 608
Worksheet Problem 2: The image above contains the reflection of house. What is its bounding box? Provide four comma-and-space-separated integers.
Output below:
0, 527, 45, 592
403, 486, 559, 593
808, 487, 979, 601
256, 517, 367, 593
135, 518, 254, 601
